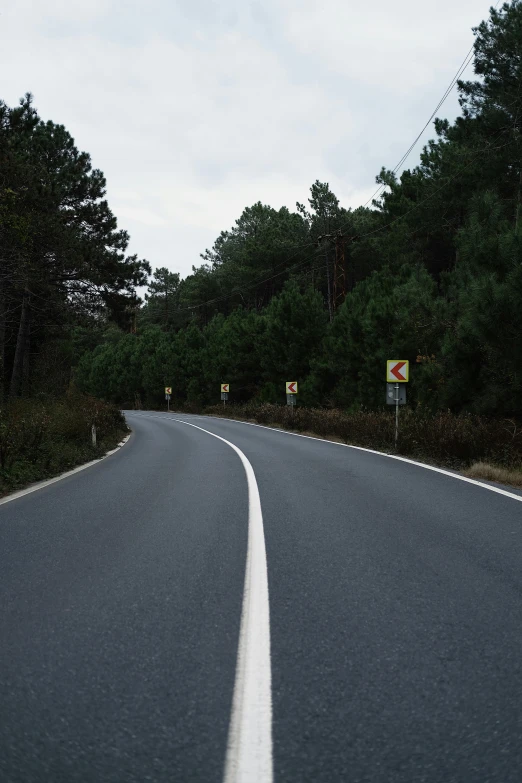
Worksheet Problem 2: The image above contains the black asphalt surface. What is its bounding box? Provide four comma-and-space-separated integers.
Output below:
2, 410, 522, 782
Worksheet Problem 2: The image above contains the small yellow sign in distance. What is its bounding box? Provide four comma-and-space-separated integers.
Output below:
221, 383, 229, 393
286, 381, 298, 394
386, 361, 409, 382
165, 386, 172, 394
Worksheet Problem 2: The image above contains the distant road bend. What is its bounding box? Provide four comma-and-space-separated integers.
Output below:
2, 411, 522, 782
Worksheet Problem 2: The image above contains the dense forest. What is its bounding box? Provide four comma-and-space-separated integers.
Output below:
2, 2, 522, 419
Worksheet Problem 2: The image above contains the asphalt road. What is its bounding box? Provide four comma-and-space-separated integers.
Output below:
2, 411, 522, 782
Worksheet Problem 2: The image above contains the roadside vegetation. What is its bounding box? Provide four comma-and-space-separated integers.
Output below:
463, 462, 522, 488
203, 403, 522, 478
0, 389, 128, 495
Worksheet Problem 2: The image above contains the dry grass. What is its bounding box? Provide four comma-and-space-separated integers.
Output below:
463, 462, 522, 488
291, 429, 347, 444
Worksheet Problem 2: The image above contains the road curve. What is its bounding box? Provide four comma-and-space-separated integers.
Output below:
1, 410, 522, 782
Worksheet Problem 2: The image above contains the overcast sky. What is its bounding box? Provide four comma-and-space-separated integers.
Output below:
0, 0, 494, 280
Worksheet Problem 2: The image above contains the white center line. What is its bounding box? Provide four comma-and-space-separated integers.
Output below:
170, 418, 273, 783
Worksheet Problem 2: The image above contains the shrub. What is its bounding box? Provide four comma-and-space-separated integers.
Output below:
0, 389, 127, 494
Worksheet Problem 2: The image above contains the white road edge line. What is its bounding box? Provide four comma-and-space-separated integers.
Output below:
179, 413, 522, 505
0, 434, 132, 507
132, 413, 273, 783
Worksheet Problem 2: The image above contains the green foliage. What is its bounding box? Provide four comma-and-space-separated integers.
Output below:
318, 266, 443, 409
141, 267, 181, 330
259, 281, 327, 402
440, 192, 522, 413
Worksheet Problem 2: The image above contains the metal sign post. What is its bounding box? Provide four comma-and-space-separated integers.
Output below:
385, 363, 409, 449
385, 384, 405, 447
165, 387, 172, 412
394, 383, 399, 449
221, 384, 229, 406
286, 382, 298, 414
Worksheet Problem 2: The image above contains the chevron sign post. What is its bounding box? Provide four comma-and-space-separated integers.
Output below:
386, 361, 409, 449
221, 383, 229, 405
286, 381, 298, 408
164, 386, 172, 412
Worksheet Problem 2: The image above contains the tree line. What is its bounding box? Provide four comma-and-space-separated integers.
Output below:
0, 95, 149, 403
3, 2, 522, 417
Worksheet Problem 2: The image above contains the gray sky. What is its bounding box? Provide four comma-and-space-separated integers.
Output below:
1, 0, 493, 280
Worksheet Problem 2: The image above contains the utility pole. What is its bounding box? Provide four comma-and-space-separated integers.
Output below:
318, 231, 348, 314
515, 165, 522, 233
129, 297, 138, 335
333, 230, 346, 309
320, 237, 333, 323
514, 125, 521, 233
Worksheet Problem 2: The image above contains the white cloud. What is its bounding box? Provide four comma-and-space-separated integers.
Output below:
0, 0, 494, 279
280, 0, 481, 92
7, 0, 113, 25
115, 205, 167, 227
110, 188, 142, 202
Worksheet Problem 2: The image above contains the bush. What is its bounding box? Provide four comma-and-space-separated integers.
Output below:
203, 403, 522, 469
0, 389, 128, 494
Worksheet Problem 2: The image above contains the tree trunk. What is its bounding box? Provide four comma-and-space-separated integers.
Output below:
0, 280, 6, 405
9, 289, 31, 397
22, 318, 31, 391
515, 166, 522, 228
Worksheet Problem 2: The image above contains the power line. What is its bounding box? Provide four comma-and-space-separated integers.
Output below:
175, 242, 320, 312
354, 130, 512, 242
360, 0, 503, 211
361, 50, 474, 211
182, 235, 318, 304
